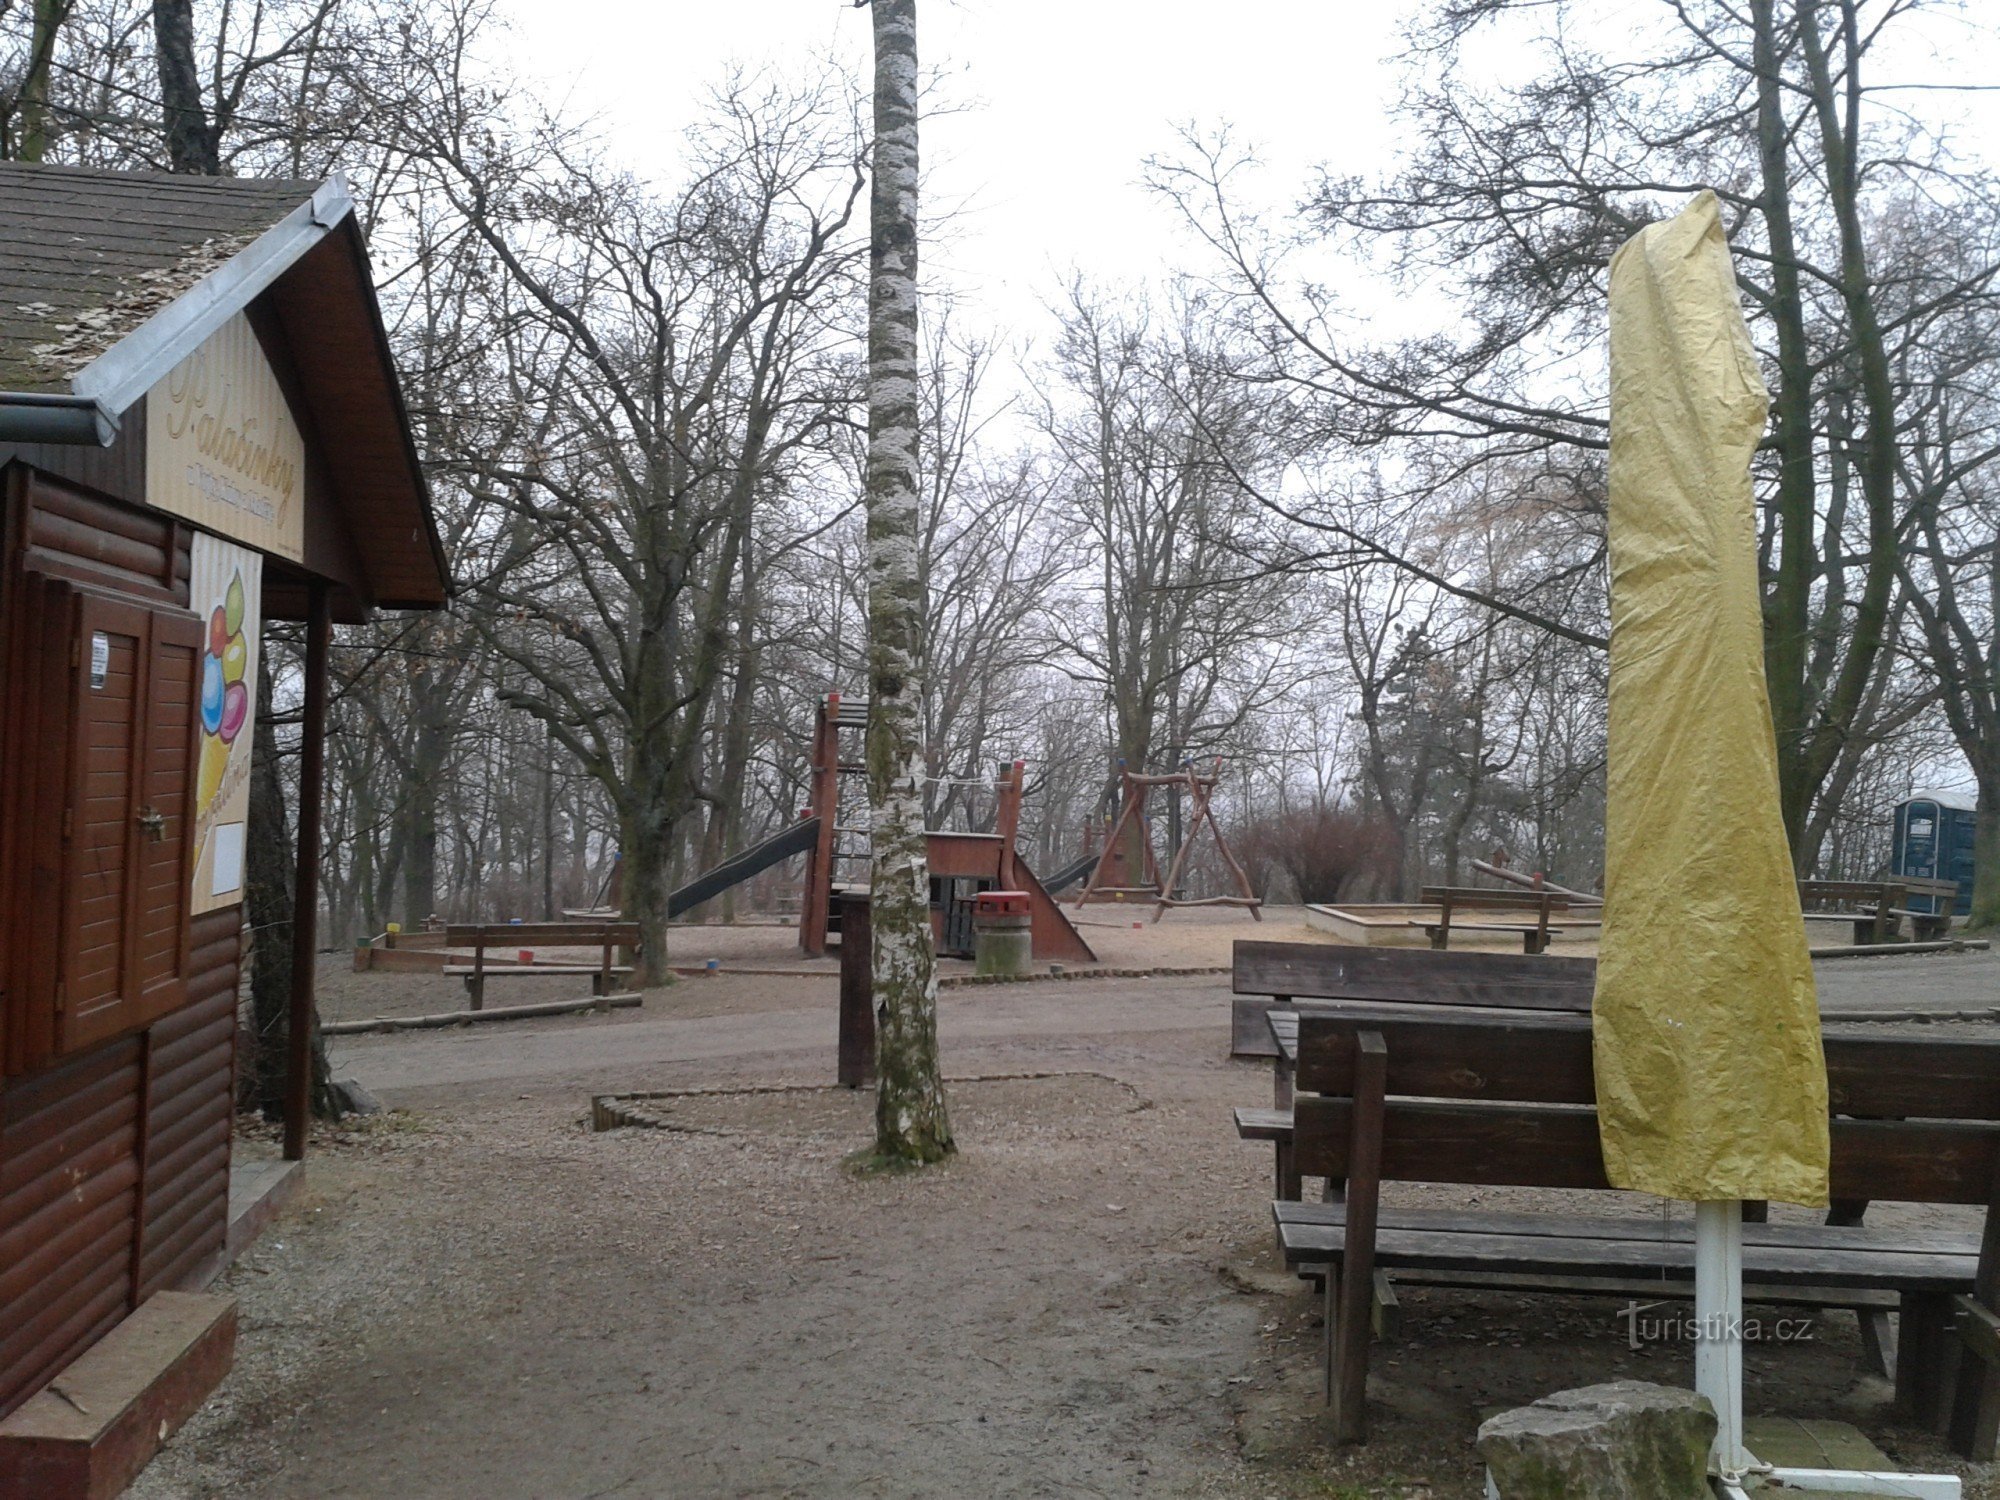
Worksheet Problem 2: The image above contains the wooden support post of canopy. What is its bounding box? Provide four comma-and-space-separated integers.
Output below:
282, 581, 329, 1162
797, 692, 844, 958
995, 758, 1024, 891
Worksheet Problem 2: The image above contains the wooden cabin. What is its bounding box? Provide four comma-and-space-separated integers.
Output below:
0, 161, 446, 1484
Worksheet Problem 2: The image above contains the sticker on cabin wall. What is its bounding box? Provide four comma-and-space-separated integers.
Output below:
90, 632, 109, 689
210, 822, 247, 897
189, 534, 262, 914
146, 311, 306, 562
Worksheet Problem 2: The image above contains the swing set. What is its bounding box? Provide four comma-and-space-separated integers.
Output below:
1071, 760, 1262, 924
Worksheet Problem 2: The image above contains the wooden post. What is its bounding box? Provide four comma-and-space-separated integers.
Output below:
1151, 771, 1208, 923
799, 694, 841, 957
1949, 1164, 2000, 1455
283, 581, 330, 1162
470, 934, 485, 1011
836, 891, 875, 1087
1880, 882, 1907, 945
1199, 762, 1264, 922
995, 759, 1024, 890
1332, 1030, 1387, 1440
1275, 1134, 1300, 1202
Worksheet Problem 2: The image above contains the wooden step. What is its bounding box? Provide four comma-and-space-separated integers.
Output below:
0, 1291, 236, 1500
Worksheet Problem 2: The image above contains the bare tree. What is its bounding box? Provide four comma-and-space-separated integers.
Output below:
149, 0, 213, 170
1153, 0, 2000, 867
1041, 284, 1300, 841
0, 0, 72, 158
402, 70, 867, 981
860, 0, 951, 1165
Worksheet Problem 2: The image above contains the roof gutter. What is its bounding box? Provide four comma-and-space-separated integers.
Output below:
0, 390, 118, 445
4, 177, 353, 452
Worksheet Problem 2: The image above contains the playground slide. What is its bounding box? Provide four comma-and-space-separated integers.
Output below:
1043, 850, 1097, 895
1010, 859, 1099, 964
668, 817, 822, 919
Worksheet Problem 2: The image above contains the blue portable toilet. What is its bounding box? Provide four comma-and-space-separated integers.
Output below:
1891, 791, 1978, 916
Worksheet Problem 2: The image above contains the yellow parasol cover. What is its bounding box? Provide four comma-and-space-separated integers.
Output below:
1592, 191, 1829, 1207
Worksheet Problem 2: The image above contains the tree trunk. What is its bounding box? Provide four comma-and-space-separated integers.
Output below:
1749, 0, 1822, 857
242, 651, 335, 1117
151, 0, 219, 174
1782, 0, 1900, 856
620, 775, 677, 986
1972, 781, 2000, 935
865, 0, 952, 1166
16, 0, 65, 162
402, 758, 440, 924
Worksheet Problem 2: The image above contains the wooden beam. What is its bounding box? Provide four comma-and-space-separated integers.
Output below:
282, 580, 329, 1161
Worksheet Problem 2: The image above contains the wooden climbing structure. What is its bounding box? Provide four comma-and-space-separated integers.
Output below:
1072, 761, 1262, 924
796, 693, 1097, 964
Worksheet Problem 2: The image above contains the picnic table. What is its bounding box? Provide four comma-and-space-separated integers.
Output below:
1798, 879, 1908, 945
441, 921, 638, 1009
1412, 885, 1602, 954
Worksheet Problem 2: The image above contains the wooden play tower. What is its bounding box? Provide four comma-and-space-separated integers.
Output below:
1072, 760, 1262, 924
796, 694, 1096, 963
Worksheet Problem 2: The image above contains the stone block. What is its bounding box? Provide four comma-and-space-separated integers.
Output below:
1477, 1379, 1715, 1500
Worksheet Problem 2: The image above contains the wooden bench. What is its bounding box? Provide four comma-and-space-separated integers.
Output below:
1250, 1003, 1609, 1196
1414, 885, 1600, 954
1799, 879, 1908, 945
1899, 876, 1963, 942
1229, 940, 1595, 1059
1245, 998, 1875, 1231
442, 922, 638, 1009
1274, 1009, 2000, 1450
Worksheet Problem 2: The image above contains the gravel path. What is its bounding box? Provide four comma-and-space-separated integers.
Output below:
126, 950, 2000, 1499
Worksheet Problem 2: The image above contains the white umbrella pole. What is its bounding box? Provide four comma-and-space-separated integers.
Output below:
1695, 1197, 1963, 1500
1694, 1199, 1747, 1477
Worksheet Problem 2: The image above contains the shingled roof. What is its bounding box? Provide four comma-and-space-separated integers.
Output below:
0, 160, 448, 612
0, 161, 315, 394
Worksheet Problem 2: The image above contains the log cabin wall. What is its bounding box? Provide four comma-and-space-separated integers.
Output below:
0, 1031, 143, 1414
0, 465, 243, 1419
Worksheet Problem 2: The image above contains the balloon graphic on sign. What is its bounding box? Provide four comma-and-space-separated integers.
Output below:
201, 649, 225, 735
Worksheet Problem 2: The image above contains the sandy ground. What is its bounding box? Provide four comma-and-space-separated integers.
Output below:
129, 941, 2000, 1499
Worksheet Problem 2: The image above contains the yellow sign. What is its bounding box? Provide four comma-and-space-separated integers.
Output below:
189, 534, 262, 914
146, 312, 305, 562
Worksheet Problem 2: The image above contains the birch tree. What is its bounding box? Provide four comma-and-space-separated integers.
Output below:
862, 0, 951, 1165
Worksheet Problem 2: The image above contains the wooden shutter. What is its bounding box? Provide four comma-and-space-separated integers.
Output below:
55, 591, 201, 1054
0, 579, 203, 1068
131, 609, 201, 1025
56, 592, 150, 1050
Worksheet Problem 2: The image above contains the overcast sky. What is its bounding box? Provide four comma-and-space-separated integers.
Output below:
498, 1, 2000, 356
500, 0, 1411, 339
